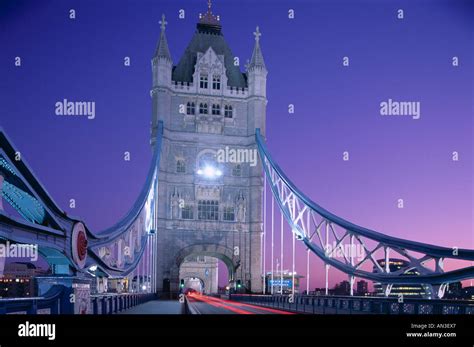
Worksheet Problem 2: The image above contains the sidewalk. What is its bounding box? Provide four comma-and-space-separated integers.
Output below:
119, 300, 184, 314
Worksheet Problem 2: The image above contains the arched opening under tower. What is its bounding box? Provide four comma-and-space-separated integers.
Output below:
182, 276, 204, 294
179, 255, 225, 295
169, 244, 241, 294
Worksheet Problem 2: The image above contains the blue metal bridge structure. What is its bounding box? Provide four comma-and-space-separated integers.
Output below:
0, 121, 473, 314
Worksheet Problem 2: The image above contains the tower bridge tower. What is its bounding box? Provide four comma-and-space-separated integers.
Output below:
150, 6, 267, 293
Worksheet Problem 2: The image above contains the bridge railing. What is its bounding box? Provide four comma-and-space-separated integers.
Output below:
90, 292, 156, 314
0, 286, 156, 314
230, 294, 474, 315
0, 285, 66, 314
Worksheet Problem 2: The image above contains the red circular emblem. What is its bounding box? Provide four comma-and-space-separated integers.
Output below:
72, 222, 88, 268
77, 230, 88, 261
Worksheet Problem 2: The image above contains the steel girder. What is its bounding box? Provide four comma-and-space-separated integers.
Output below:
0, 121, 163, 279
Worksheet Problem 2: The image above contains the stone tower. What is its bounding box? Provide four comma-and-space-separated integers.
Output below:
150, 5, 267, 293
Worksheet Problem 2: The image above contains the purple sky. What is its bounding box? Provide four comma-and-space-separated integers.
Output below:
1, 0, 472, 290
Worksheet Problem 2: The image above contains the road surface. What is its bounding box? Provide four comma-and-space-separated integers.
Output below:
186, 294, 294, 314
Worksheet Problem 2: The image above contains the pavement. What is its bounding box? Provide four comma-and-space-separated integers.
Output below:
119, 300, 184, 314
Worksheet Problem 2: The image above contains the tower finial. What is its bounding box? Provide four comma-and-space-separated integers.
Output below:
248, 25, 266, 70
159, 14, 167, 32
198, 0, 220, 28
154, 13, 171, 60
253, 26, 261, 43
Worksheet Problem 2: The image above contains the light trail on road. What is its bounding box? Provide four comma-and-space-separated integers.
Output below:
186, 293, 295, 315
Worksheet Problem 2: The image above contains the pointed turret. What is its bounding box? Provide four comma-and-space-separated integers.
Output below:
248, 26, 266, 71
247, 26, 268, 136
151, 14, 173, 147
154, 14, 172, 60
152, 14, 173, 88
247, 26, 268, 97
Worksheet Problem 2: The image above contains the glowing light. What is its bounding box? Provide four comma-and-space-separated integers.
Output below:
197, 165, 222, 179
88, 265, 98, 272
142, 285, 147, 291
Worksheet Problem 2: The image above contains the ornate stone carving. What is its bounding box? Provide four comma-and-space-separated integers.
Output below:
171, 187, 182, 219
196, 185, 221, 200
236, 191, 246, 223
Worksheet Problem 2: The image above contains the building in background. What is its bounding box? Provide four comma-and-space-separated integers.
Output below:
334, 280, 351, 296
461, 286, 474, 300
0, 262, 47, 298
356, 280, 369, 296
373, 259, 429, 298
444, 281, 462, 299
265, 271, 303, 294
310, 288, 336, 296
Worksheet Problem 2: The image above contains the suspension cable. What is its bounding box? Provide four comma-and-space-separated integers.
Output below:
280, 213, 283, 295
263, 175, 267, 294
271, 188, 275, 295
306, 211, 310, 294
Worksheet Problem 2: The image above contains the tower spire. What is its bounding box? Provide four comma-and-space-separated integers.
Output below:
155, 14, 172, 60
248, 26, 266, 70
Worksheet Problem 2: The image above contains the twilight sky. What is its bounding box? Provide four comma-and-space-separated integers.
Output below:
0, 0, 472, 290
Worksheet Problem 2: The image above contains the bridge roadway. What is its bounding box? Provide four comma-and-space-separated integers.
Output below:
119, 294, 293, 314
186, 293, 293, 315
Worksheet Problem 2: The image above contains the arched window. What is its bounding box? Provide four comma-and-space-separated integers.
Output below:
199, 103, 208, 114
223, 206, 235, 221
212, 75, 221, 90
211, 104, 221, 115
176, 159, 186, 173
198, 200, 219, 220
186, 102, 195, 115
224, 105, 233, 118
181, 204, 193, 220
200, 74, 208, 89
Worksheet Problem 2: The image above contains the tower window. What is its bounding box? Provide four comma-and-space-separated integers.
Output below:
212, 75, 221, 90
176, 159, 186, 173
186, 102, 195, 115
199, 103, 208, 114
232, 164, 241, 177
198, 200, 219, 221
224, 105, 233, 118
200, 74, 208, 89
181, 205, 193, 220
211, 104, 221, 115
223, 207, 235, 221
